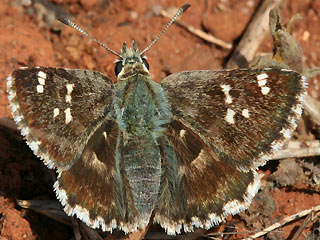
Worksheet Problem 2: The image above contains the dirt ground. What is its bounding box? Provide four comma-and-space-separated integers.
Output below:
0, 0, 320, 239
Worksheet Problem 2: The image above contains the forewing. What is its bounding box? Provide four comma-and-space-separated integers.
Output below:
161, 69, 306, 171
154, 120, 260, 234
7, 67, 114, 170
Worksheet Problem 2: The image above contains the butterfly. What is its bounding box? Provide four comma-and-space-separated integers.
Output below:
7, 4, 306, 235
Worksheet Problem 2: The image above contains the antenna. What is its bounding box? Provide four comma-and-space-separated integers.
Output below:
57, 16, 122, 58
140, 4, 191, 55
57, 3, 190, 58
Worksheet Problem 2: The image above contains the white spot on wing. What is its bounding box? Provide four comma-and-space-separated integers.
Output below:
53, 108, 60, 118
38, 77, 45, 85
103, 131, 107, 140
221, 84, 233, 104
242, 109, 250, 118
179, 129, 186, 138
64, 108, 72, 124
66, 83, 74, 94
37, 71, 47, 79
261, 86, 270, 95
256, 73, 271, 95
37, 71, 46, 86
258, 79, 267, 87
36, 85, 44, 93
256, 73, 268, 81
225, 108, 235, 124
65, 95, 71, 103
65, 83, 74, 103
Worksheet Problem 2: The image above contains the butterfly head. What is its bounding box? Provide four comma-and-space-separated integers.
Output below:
114, 41, 150, 80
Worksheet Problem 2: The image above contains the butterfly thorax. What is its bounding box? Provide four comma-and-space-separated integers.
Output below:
113, 42, 172, 139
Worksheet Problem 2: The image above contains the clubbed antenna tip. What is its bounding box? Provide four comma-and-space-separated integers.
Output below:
140, 3, 191, 55
182, 3, 191, 11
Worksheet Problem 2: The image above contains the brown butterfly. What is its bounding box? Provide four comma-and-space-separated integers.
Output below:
7, 4, 306, 235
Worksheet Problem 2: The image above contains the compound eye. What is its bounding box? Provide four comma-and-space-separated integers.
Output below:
143, 58, 149, 70
114, 61, 123, 76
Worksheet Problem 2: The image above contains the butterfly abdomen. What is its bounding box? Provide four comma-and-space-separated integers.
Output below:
122, 135, 161, 218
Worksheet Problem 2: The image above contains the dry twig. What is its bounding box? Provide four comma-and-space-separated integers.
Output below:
158, 6, 232, 49
226, 0, 284, 68
291, 211, 320, 240
271, 147, 320, 160
271, 140, 320, 159
247, 205, 320, 239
